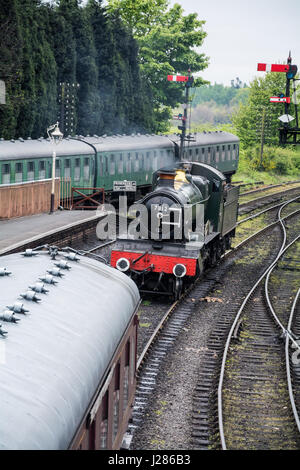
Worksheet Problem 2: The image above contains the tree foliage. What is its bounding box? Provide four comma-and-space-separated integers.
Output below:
232, 72, 292, 148
107, 0, 209, 131
0, 0, 155, 138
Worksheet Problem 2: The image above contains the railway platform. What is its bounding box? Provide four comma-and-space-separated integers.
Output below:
0, 209, 105, 256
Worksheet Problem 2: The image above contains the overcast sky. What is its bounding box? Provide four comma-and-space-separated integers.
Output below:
170, 0, 300, 86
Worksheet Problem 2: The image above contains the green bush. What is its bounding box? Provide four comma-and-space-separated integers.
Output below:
241, 145, 300, 175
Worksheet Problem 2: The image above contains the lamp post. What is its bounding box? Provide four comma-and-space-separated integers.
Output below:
47, 122, 63, 214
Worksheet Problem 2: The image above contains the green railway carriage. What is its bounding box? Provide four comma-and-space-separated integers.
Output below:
0, 131, 239, 197
170, 131, 239, 182
0, 138, 95, 189
82, 134, 176, 192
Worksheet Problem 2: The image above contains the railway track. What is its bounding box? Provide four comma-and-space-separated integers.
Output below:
218, 203, 300, 450
238, 180, 300, 197
129, 198, 300, 450
238, 183, 300, 216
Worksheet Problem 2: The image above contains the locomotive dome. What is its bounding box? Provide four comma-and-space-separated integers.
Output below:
0, 250, 140, 450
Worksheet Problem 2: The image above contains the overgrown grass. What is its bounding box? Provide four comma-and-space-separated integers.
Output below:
234, 145, 300, 184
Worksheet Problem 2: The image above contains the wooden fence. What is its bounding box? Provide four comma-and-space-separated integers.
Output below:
0, 178, 61, 219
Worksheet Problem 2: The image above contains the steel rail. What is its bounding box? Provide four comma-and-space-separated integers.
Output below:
136, 299, 178, 370
285, 289, 300, 434
138, 205, 300, 373
237, 195, 300, 226
239, 185, 300, 209
264, 198, 300, 347
217, 199, 300, 450
239, 180, 300, 197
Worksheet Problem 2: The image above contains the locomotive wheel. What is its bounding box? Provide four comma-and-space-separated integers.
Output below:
209, 246, 217, 267
173, 278, 183, 300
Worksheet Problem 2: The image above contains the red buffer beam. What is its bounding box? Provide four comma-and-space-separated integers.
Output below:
257, 63, 289, 73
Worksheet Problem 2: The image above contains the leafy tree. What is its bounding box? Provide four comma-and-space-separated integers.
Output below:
107, 0, 209, 131
232, 72, 290, 148
0, 0, 24, 138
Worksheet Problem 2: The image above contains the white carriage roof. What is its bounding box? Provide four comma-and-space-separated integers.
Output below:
0, 251, 139, 449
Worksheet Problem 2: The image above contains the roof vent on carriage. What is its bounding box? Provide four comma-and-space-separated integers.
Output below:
7, 301, 29, 314
29, 282, 49, 294
20, 290, 42, 302
47, 267, 64, 277
0, 311, 20, 323
0, 267, 11, 276
0, 325, 8, 337
39, 274, 59, 285
21, 249, 39, 257
63, 252, 80, 262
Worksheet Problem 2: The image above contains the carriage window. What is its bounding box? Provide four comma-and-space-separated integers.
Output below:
201, 148, 205, 162
140, 153, 144, 171
232, 144, 236, 160
84, 158, 90, 180
130, 337, 135, 384
227, 145, 231, 160
207, 147, 211, 164
99, 392, 108, 449
15, 162, 23, 183
113, 363, 120, 442
126, 153, 131, 173
134, 153, 139, 172
145, 152, 151, 171
27, 161, 34, 181
153, 151, 158, 171
2, 163, 11, 184
123, 341, 130, 413
222, 145, 226, 161
110, 155, 115, 175
74, 158, 81, 181
39, 161, 46, 179
55, 160, 61, 178
216, 146, 220, 163
64, 159, 71, 178
105, 156, 108, 175
48, 161, 52, 179
118, 154, 123, 174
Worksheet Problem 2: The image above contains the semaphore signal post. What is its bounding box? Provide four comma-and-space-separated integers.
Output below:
167, 69, 194, 160
257, 52, 300, 145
